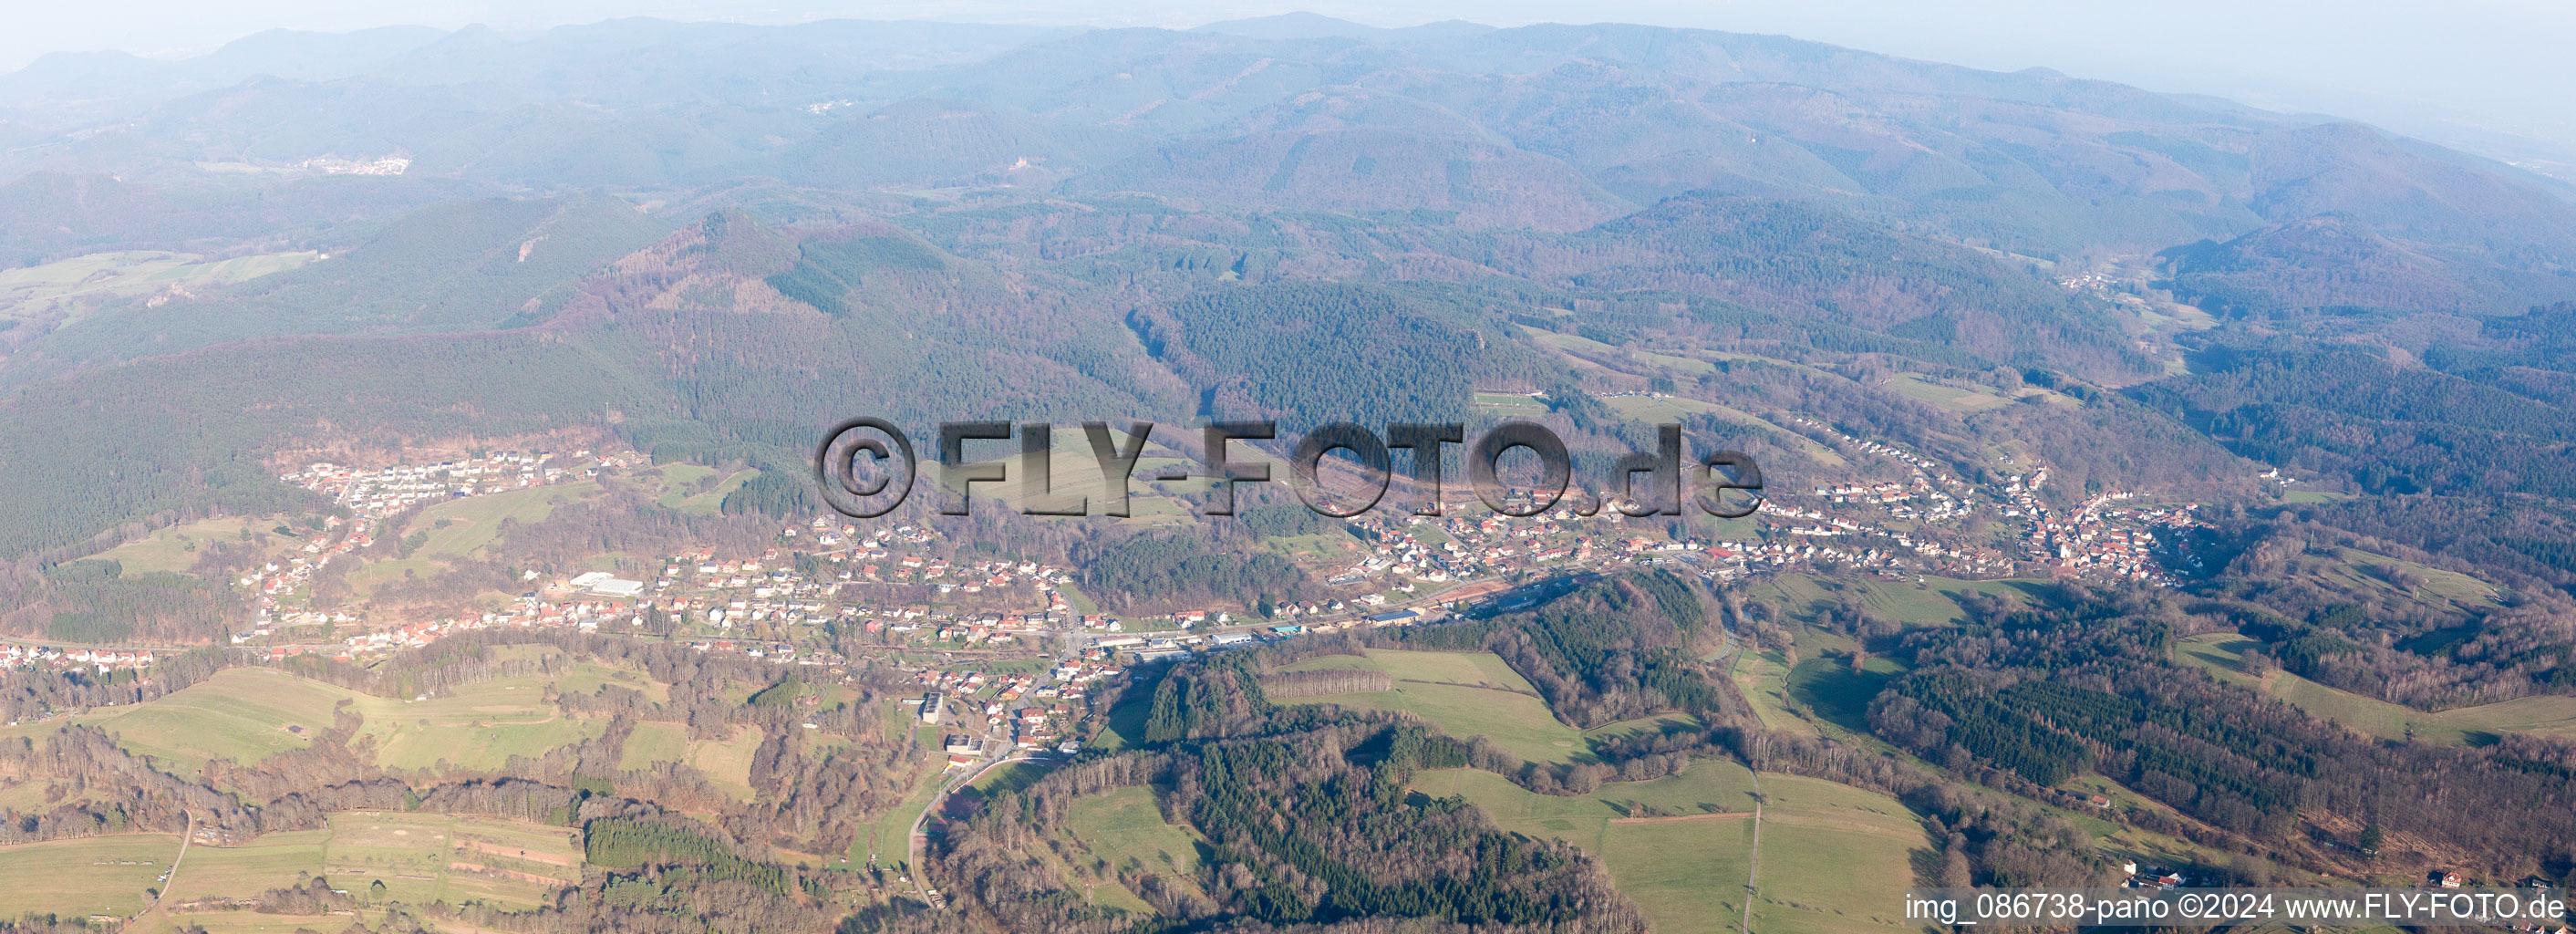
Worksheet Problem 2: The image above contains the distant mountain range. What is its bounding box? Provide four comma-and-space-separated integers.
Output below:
0, 14, 2571, 566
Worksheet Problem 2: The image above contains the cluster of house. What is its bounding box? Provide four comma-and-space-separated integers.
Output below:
243, 450, 638, 628
241, 547, 334, 624
1768, 417, 2205, 585
302, 155, 411, 175
907, 662, 1100, 760
0, 643, 160, 674
2120, 862, 2198, 889
2024, 493, 2203, 584
285, 451, 621, 516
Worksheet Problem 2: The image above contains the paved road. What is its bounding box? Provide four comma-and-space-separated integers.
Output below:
907, 753, 1052, 909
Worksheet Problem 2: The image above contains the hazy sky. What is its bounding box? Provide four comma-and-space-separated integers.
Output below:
10, 0, 2574, 166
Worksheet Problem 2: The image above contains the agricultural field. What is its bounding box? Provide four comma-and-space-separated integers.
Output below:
1472, 391, 1547, 413
0, 776, 86, 811
1730, 648, 1813, 736
1415, 763, 1924, 934
968, 760, 1050, 796
1056, 786, 1204, 880
137, 909, 362, 934
1276, 649, 1588, 763
2319, 548, 2503, 611
2060, 775, 2236, 872
559, 660, 671, 705
1601, 394, 1723, 424
644, 465, 759, 516
0, 834, 182, 919
1785, 652, 1906, 735
2175, 632, 2576, 746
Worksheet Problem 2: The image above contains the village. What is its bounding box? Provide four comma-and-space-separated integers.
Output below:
13, 413, 2204, 689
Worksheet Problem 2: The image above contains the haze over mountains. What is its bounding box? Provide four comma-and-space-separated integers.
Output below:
0, 11, 2571, 578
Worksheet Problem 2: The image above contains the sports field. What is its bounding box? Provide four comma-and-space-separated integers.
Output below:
1277, 649, 1587, 763
0, 834, 183, 919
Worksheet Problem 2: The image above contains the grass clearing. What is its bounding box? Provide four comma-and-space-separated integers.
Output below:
1048, 785, 1208, 913
856, 757, 945, 868
1276, 649, 1587, 763
690, 725, 765, 800
406, 483, 602, 559
618, 721, 692, 772
90, 516, 293, 576
1754, 573, 2043, 627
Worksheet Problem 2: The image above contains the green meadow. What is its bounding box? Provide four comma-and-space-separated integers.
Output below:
1277, 649, 1588, 763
